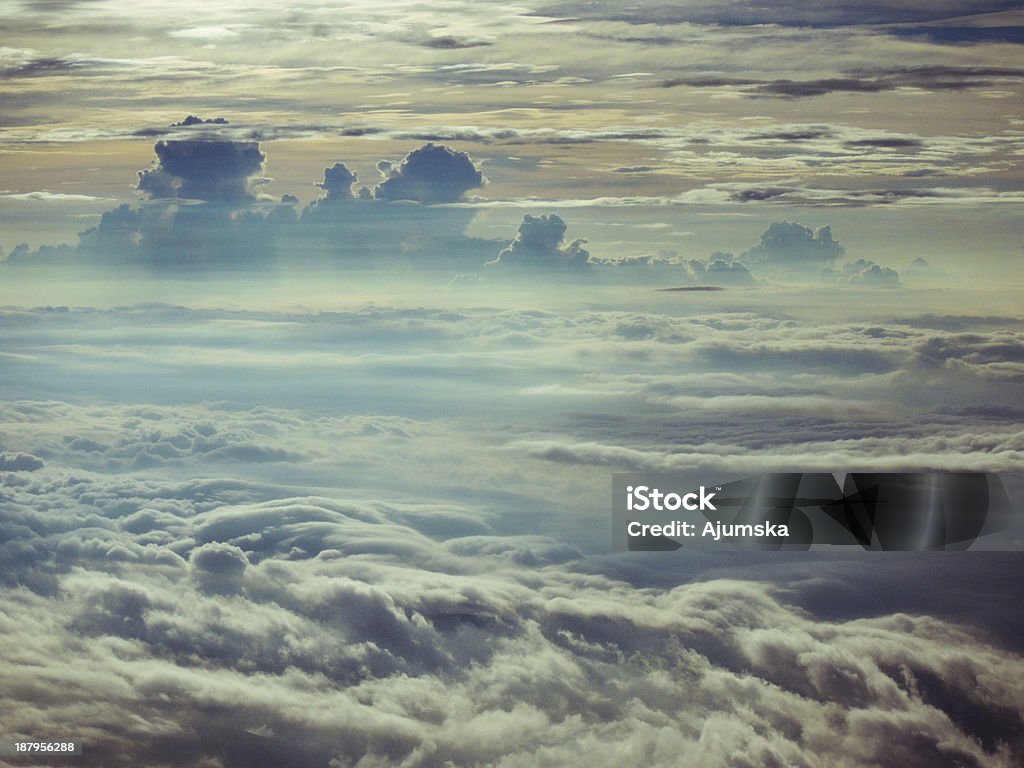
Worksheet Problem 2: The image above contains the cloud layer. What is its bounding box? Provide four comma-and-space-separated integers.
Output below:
1, 285, 1023, 766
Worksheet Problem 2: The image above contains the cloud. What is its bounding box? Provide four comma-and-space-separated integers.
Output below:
840, 259, 901, 287
488, 214, 590, 268
58, 137, 496, 267
171, 115, 230, 127
139, 137, 266, 203
418, 35, 494, 50
190, 542, 249, 592
2, 466, 1022, 766
316, 162, 360, 202
694, 256, 756, 285
0, 451, 44, 471
661, 65, 1024, 98
0, 302, 1022, 764
1, 191, 114, 203
741, 221, 845, 266
374, 143, 485, 204
535, 1, 1023, 29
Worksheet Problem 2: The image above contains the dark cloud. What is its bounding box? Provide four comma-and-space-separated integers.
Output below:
729, 187, 795, 203
487, 214, 590, 268
721, 183, 949, 208
750, 128, 835, 141
316, 162, 359, 201
661, 76, 761, 89
61, 135, 499, 267
844, 137, 924, 149
170, 115, 229, 127
142, 138, 266, 203
0, 451, 44, 471
754, 77, 893, 98
0, 55, 83, 78
374, 143, 485, 204
887, 24, 1024, 45
741, 220, 845, 266
661, 65, 1024, 98
419, 35, 494, 49
534, 1, 1022, 29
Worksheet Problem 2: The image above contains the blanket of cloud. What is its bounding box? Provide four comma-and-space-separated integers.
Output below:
2, 284, 1024, 767
2, 0, 1024, 764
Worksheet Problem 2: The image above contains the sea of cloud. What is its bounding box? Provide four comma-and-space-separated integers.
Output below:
1, 281, 1023, 766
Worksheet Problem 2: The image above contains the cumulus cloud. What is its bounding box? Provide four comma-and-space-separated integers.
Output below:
840, 258, 901, 287
316, 162, 360, 202
591, 252, 755, 287
171, 115, 230, 127
375, 143, 485, 204
691, 255, 756, 286
13, 134, 497, 267
139, 136, 266, 203
742, 221, 844, 267
488, 214, 590, 268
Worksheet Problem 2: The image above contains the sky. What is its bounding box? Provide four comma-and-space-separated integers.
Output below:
2, 2, 1024, 767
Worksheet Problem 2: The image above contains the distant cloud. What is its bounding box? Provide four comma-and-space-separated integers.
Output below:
488, 214, 590, 268
535, 1, 1023, 29
418, 35, 494, 50
316, 162, 359, 201
170, 115, 230, 127
2, 191, 114, 202
140, 138, 266, 203
840, 258, 901, 287
50, 121, 493, 266
741, 221, 845, 266
662, 65, 1024, 98
375, 143, 485, 204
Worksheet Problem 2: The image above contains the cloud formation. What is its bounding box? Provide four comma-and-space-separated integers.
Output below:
129, 117, 268, 204
375, 143, 485, 204
46, 125, 497, 267
662, 65, 1024, 98
539, 1, 1023, 29
316, 162, 360, 202
488, 214, 590, 268
840, 258, 901, 287
741, 221, 844, 267
1, 297, 1023, 764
